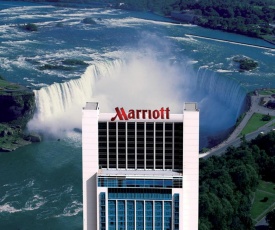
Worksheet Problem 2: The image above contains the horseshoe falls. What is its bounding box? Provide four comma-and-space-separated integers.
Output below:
0, 2, 274, 230
30, 57, 247, 143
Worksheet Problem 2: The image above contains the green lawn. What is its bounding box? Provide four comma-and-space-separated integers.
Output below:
251, 180, 275, 223
240, 113, 275, 136
259, 89, 275, 95
0, 79, 20, 91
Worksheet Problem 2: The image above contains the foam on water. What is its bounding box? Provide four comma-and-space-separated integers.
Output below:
24, 195, 46, 211
0, 203, 21, 213
54, 201, 82, 218
2, 39, 40, 45
101, 16, 196, 28
263, 51, 275, 56
168, 36, 199, 43
216, 69, 234, 73
0, 179, 81, 218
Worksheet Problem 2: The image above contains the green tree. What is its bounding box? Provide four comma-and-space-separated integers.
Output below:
262, 114, 271, 121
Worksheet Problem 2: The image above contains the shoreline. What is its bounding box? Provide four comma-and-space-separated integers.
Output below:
0, 78, 40, 152
6, 0, 275, 46
201, 89, 275, 158
185, 34, 275, 50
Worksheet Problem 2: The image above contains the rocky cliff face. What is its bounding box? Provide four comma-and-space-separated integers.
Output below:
0, 90, 35, 127
0, 82, 37, 152
0, 76, 37, 152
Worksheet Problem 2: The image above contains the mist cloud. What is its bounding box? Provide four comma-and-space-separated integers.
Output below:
92, 52, 186, 113
27, 33, 242, 146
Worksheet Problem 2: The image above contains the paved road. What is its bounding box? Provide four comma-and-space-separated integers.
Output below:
201, 121, 275, 159
200, 95, 275, 159
256, 215, 269, 229
199, 94, 275, 228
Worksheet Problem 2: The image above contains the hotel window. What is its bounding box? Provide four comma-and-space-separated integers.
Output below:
127, 201, 135, 230
136, 122, 145, 169
165, 123, 173, 169
145, 201, 153, 230
155, 123, 164, 169
174, 194, 180, 230
99, 193, 106, 230
136, 201, 144, 230
118, 122, 126, 168
174, 123, 183, 171
164, 201, 172, 230
98, 122, 107, 168
109, 122, 116, 168
146, 122, 154, 169
127, 123, 135, 169
108, 200, 116, 230
155, 201, 162, 230
117, 201, 125, 229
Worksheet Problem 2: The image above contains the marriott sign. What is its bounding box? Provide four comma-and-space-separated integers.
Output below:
111, 107, 170, 121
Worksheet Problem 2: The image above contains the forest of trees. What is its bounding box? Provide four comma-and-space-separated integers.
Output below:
199, 132, 275, 229
115, 0, 275, 41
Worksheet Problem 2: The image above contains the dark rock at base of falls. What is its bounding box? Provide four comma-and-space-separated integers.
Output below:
0, 78, 36, 152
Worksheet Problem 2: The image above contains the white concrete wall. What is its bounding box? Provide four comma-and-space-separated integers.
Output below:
82, 106, 99, 230
182, 106, 199, 230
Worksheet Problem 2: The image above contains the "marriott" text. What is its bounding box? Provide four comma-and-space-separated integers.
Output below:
111, 107, 170, 121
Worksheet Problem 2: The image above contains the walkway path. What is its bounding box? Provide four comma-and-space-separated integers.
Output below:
200, 94, 275, 158
255, 201, 275, 227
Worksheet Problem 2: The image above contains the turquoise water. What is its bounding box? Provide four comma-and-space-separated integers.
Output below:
0, 1, 274, 229
0, 137, 82, 229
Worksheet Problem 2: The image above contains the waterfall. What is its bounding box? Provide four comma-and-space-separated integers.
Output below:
28, 57, 247, 141
27, 60, 123, 134
194, 67, 247, 118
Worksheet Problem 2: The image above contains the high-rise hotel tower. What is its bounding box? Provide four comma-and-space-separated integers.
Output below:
82, 102, 199, 230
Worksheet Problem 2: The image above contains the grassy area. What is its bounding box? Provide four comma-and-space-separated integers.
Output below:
251, 180, 275, 223
0, 79, 20, 91
262, 36, 275, 44
240, 113, 275, 136
258, 89, 275, 95
258, 180, 275, 194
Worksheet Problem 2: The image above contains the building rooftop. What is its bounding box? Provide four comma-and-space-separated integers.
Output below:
83, 102, 98, 110
184, 102, 198, 111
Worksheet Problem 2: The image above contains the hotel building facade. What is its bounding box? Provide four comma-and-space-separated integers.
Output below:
82, 103, 199, 230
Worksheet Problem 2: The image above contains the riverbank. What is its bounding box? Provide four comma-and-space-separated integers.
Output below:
0, 124, 31, 152
6, 0, 275, 45
115, 0, 275, 46
201, 89, 275, 158
0, 77, 40, 152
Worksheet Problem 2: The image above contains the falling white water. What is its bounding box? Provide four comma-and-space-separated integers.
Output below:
28, 60, 123, 135
194, 67, 246, 116
28, 54, 246, 142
